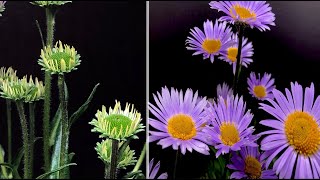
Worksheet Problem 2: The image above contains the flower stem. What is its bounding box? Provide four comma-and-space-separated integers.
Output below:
132, 143, 146, 173
58, 74, 69, 179
173, 150, 180, 179
15, 101, 30, 179
104, 164, 110, 179
29, 102, 36, 178
43, 7, 56, 172
5, 99, 12, 164
233, 24, 245, 93
110, 139, 119, 179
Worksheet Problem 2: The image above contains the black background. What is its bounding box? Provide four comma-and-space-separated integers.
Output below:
150, 1, 320, 179
0, 1, 146, 179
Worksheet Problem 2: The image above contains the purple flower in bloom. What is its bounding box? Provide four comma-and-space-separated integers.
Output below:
227, 146, 277, 179
216, 82, 233, 101
247, 72, 275, 101
186, 19, 235, 63
149, 87, 210, 155
149, 158, 168, 179
209, 1, 276, 31
219, 34, 254, 75
203, 95, 257, 158
259, 82, 320, 179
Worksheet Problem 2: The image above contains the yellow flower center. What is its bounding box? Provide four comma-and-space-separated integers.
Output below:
245, 156, 262, 179
253, 85, 266, 99
231, 4, 257, 20
167, 114, 197, 140
227, 47, 238, 63
202, 39, 221, 54
285, 111, 320, 156
219, 122, 240, 146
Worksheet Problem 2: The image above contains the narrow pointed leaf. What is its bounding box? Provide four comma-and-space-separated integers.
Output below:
49, 104, 62, 147
36, 163, 76, 179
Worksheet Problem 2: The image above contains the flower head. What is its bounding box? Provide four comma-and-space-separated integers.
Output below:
227, 146, 277, 179
31, 1, 71, 7
95, 139, 136, 169
219, 34, 254, 74
0, 75, 45, 102
203, 95, 257, 158
248, 72, 275, 101
186, 19, 235, 63
149, 158, 168, 179
209, 1, 276, 31
0, 1, 6, 16
216, 82, 233, 101
0, 67, 18, 86
38, 40, 81, 74
89, 101, 144, 141
259, 82, 320, 179
149, 87, 210, 155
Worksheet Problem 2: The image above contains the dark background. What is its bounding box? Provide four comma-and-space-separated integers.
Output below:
149, 1, 320, 179
0, 1, 146, 179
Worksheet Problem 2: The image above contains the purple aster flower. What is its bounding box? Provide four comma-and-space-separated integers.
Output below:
203, 95, 258, 158
247, 72, 275, 101
149, 158, 168, 179
186, 19, 235, 63
227, 146, 277, 179
219, 34, 254, 75
259, 82, 320, 179
216, 82, 233, 101
149, 87, 210, 155
209, 1, 275, 31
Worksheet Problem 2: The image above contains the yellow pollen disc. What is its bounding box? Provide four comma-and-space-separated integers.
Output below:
253, 85, 267, 99
202, 39, 221, 54
219, 122, 240, 146
245, 156, 262, 179
231, 4, 257, 20
167, 114, 197, 140
285, 111, 320, 156
227, 47, 238, 63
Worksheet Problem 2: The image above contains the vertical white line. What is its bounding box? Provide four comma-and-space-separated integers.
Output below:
146, 1, 150, 179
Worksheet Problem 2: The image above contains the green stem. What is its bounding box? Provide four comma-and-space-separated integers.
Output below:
132, 143, 146, 173
29, 102, 36, 178
104, 164, 110, 179
15, 101, 30, 179
233, 24, 245, 94
58, 74, 69, 179
5, 100, 12, 164
173, 150, 179, 179
110, 139, 119, 179
43, 7, 56, 172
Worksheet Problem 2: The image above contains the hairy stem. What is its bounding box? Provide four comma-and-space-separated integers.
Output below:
5, 100, 12, 164
29, 102, 36, 178
110, 139, 119, 179
104, 164, 110, 179
16, 101, 30, 179
58, 74, 69, 178
233, 24, 244, 93
43, 7, 56, 172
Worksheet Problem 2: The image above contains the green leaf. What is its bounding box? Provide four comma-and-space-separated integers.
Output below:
65, 152, 75, 179
69, 83, 99, 127
122, 170, 143, 179
49, 123, 62, 179
36, 163, 76, 179
49, 104, 62, 147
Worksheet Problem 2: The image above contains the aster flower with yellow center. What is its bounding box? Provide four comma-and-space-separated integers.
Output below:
209, 1, 276, 31
149, 87, 210, 155
186, 19, 235, 63
259, 82, 320, 179
95, 139, 136, 169
219, 34, 253, 75
227, 146, 277, 179
89, 101, 144, 141
30, 1, 71, 7
38, 40, 81, 75
0, 75, 45, 103
248, 72, 275, 101
0, 67, 18, 86
203, 95, 258, 158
